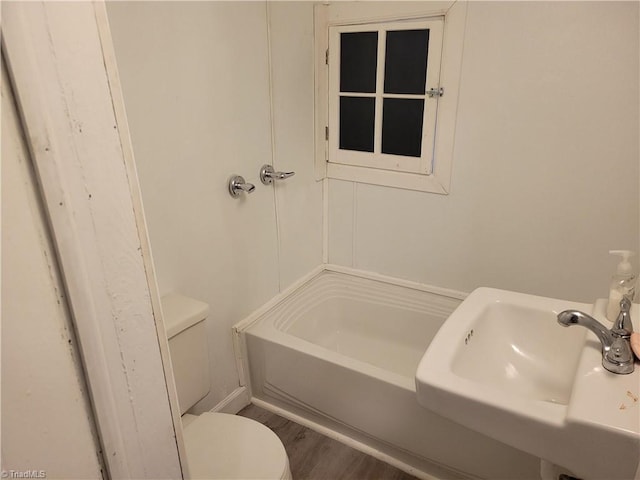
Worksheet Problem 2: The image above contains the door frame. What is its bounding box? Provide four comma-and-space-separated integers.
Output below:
2, 2, 187, 478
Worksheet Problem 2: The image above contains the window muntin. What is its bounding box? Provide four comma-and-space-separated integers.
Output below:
328, 18, 444, 175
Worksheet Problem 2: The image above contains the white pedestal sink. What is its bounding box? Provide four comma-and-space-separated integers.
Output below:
415, 288, 640, 480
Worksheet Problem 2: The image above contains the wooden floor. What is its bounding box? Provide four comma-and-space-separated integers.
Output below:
238, 404, 419, 480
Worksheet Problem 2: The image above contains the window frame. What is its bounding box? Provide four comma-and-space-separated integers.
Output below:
328, 18, 444, 175
314, 2, 468, 194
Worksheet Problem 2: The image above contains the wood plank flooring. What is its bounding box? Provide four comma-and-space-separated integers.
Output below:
238, 404, 419, 480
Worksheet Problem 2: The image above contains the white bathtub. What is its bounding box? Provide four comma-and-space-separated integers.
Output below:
237, 268, 540, 480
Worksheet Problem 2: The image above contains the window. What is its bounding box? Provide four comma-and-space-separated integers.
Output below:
314, 3, 467, 194
329, 19, 444, 175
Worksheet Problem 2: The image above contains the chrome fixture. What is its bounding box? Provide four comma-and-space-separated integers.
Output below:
614, 295, 634, 334
228, 175, 255, 198
259, 164, 295, 185
557, 297, 634, 375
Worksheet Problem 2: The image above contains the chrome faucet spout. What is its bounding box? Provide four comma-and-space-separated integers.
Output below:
557, 309, 634, 375
557, 310, 613, 348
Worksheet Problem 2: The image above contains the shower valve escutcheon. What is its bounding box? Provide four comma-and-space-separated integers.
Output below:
260, 164, 295, 185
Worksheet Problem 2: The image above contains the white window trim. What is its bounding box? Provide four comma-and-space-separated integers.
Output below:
328, 19, 444, 175
314, 1, 468, 194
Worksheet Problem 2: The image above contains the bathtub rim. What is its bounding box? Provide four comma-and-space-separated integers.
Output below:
233, 264, 468, 334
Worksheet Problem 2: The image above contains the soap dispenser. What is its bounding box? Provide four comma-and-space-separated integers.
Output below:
606, 250, 637, 322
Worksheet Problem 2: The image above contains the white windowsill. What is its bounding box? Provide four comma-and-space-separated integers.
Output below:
326, 162, 449, 194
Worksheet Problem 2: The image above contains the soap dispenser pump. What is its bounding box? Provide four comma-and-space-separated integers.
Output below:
606, 250, 636, 322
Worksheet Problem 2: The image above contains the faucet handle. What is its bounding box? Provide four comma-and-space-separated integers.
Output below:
228, 175, 255, 198
260, 164, 295, 185
620, 295, 632, 310
615, 296, 633, 337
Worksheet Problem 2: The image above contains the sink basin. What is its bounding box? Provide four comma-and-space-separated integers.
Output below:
416, 288, 588, 429
416, 288, 640, 480
450, 300, 585, 406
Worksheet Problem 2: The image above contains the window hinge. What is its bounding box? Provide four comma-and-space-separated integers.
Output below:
325, 126, 329, 140
325, 49, 329, 65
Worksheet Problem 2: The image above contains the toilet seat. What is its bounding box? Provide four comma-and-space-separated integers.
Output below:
182, 412, 292, 480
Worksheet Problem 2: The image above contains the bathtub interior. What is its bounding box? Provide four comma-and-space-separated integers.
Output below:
269, 270, 462, 378
284, 304, 450, 379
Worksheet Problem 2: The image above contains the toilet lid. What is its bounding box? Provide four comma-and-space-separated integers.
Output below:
182, 412, 290, 480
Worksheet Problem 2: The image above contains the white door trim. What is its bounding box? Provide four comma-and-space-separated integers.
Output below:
2, 2, 186, 478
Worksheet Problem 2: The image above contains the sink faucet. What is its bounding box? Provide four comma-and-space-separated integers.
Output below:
557, 297, 634, 375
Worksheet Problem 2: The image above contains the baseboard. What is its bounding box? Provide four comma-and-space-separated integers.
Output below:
211, 386, 250, 414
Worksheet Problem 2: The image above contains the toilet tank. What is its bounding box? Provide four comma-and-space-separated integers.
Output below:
161, 293, 211, 415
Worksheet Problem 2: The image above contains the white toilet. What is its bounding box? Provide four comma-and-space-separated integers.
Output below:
161, 293, 292, 480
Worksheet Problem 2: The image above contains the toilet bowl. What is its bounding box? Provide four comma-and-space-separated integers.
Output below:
161, 293, 292, 480
182, 413, 292, 480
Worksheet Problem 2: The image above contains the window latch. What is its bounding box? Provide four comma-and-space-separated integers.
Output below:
426, 87, 444, 98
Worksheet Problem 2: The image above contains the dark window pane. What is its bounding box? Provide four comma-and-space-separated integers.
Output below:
340, 32, 378, 93
382, 98, 424, 157
340, 96, 375, 153
384, 29, 429, 94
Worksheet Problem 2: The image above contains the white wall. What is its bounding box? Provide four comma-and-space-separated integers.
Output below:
108, 0, 638, 411
107, 1, 322, 412
328, 1, 639, 303
268, 2, 324, 289
1, 62, 104, 479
